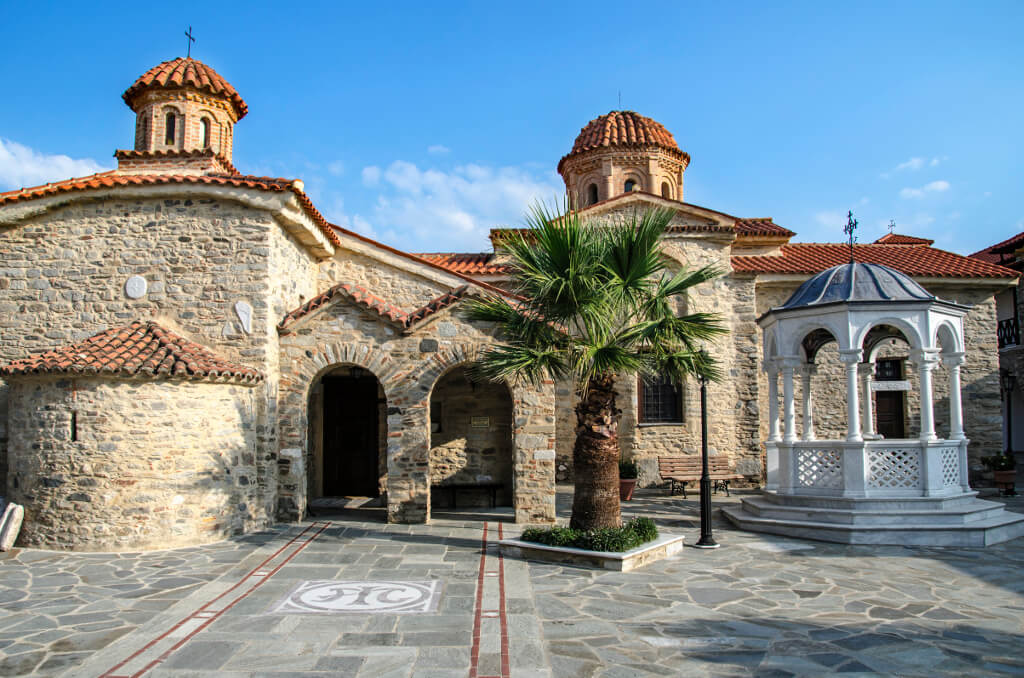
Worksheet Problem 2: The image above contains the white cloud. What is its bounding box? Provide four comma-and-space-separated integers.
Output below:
364, 160, 562, 251
361, 166, 381, 187
899, 180, 950, 199
0, 138, 110, 191
327, 161, 345, 176
814, 210, 848, 229
427, 144, 450, 155
880, 156, 945, 179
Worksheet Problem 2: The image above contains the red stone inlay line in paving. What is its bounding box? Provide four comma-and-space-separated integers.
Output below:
100, 521, 331, 678
469, 521, 510, 678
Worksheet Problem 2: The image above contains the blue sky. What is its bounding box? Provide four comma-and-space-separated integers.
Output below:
1, 1, 1021, 255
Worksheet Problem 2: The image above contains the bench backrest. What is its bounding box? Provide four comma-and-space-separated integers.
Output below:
658, 456, 736, 475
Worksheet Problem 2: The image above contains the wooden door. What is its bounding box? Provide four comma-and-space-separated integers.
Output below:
875, 391, 906, 439
322, 375, 380, 496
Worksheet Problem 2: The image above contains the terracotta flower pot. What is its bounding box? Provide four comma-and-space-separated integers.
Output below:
619, 478, 637, 501
994, 470, 1017, 496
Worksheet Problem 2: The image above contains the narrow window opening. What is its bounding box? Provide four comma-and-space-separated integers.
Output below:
165, 112, 176, 145
875, 358, 903, 381
200, 118, 211, 148
586, 183, 598, 206
70, 411, 78, 442
624, 179, 637, 193
661, 181, 671, 199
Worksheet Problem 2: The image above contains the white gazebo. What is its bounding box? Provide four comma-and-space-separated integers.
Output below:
723, 262, 1024, 546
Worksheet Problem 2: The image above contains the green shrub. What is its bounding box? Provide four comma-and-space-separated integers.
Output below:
618, 459, 640, 479
520, 517, 658, 552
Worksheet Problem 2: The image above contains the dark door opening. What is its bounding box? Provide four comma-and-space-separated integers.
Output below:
322, 374, 381, 496
875, 391, 906, 439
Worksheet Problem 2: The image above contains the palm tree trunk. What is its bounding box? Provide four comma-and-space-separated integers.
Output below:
570, 373, 622, 530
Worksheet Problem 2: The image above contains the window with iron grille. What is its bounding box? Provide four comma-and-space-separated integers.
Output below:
638, 374, 684, 424
875, 358, 903, 381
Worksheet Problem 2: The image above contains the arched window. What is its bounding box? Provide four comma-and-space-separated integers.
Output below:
638, 373, 684, 424
200, 118, 211, 148
624, 179, 637, 193
586, 183, 598, 206
661, 182, 671, 199
164, 112, 176, 145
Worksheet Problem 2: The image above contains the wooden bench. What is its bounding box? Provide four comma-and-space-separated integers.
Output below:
432, 482, 504, 508
658, 456, 744, 498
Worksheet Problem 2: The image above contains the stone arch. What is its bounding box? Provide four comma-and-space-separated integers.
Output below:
426, 362, 516, 511
853, 317, 923, 354
276, 341, 412, 522
934, 320, 963, 354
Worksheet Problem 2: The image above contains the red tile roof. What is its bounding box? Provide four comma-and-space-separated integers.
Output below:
732, 243, 1018, 278
278, 282, 408, 332
970, 230, 1024, 266
279, 283, 485, 333
416, 253, 510, 276
559, 111, 689, 171
874, 233, 935, 246
734, 218, 795, 238
0, 321, 264, 383
123, 57, 248, 120
0, 171, 341, 249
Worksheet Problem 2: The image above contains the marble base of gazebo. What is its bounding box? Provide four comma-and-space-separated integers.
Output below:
723, 439, 1024, 547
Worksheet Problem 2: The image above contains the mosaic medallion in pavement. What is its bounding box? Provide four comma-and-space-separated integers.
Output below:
269, 580, 443, 615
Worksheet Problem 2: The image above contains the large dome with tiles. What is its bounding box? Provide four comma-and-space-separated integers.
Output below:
123, 57, 248, 120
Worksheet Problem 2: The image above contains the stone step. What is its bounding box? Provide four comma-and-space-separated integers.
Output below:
739, 495, 1007, 526
754, 490, 981, 512
721, 505, 1024, 547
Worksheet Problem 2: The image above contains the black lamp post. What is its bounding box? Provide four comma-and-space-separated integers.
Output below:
694, 368, 720, 549
1001, 370, 1017, 455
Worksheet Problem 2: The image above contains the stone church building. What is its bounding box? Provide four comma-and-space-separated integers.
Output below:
0, 57, 1016, 551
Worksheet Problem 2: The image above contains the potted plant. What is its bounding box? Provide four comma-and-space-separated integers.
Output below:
981, 453, 1017, 496
619, 459, 640, 501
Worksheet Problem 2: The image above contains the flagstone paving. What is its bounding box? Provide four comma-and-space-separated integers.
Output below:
0, 489, 1021, 677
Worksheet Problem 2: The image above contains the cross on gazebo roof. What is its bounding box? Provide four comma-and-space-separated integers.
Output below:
843, 211, 858, 263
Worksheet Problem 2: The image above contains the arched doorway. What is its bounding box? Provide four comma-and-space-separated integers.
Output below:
428, 366, 514, 510
308, 365, 387, 499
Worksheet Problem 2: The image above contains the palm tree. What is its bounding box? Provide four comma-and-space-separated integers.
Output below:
467, 202, 726, 530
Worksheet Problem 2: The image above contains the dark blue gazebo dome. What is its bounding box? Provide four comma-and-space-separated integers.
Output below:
779, 262, 935, 310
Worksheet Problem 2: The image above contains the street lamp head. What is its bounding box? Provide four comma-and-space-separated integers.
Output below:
1001, 370, 1017, 395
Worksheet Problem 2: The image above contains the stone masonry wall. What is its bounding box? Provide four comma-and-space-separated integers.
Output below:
6, 376, 259, 551
0, 193, 319, 532
318, 248, 451, 308
278, 300, 556, 525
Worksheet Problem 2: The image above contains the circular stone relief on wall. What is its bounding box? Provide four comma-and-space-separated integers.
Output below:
125, 275, 148, 299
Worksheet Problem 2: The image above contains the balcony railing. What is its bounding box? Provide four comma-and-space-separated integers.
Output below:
998, 317, 1020, 349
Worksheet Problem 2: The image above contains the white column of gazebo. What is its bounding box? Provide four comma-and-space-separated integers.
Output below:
723, 262, 1024, 546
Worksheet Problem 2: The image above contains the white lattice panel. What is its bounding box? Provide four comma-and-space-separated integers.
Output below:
795, 449, 843, 489
867, 448, 921, 489
939, 447, 960, 487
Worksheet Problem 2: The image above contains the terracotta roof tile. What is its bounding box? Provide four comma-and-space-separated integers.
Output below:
734, 218, 795, 238
278, 282, 408, 332
559, 111, 689, 172
416, 253, 510, 276
732, 243, 1018, 278
874, 233, 935, 246
0, 321, 264, 383
0, 171, 341, 249
970, 230, 1024, 265
113, 148, 239, 175
405, 286, 473, 326
123, 58, 248, 120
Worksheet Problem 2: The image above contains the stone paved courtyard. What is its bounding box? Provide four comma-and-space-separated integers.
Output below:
1, 488, 1023, 677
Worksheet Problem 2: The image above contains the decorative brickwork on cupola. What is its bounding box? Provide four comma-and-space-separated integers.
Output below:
1, 321, 265, 384
118, 57, 247, 170
558, 111, 691, 207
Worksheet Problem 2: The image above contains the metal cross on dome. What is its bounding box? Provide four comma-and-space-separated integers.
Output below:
844, 210, 858, 263
185, 26, 196, 58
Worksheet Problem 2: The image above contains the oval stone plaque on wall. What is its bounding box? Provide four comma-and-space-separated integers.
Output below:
125, 275, 148, 299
